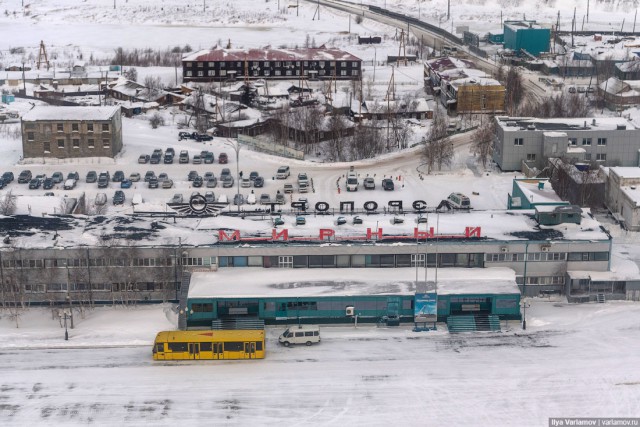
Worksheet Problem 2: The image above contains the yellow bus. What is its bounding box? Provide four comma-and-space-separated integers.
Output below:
153, 330, 265, 360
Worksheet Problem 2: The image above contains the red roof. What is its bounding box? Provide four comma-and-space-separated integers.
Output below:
183, 47, 361, 63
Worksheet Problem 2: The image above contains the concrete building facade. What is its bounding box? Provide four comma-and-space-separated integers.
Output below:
604, 167, 640, 231
21, 106, 122, 159
493, 116, 640, 171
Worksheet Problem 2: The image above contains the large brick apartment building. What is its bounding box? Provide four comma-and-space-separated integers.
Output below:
182, 47, 362, 82
21, 106, 122, 159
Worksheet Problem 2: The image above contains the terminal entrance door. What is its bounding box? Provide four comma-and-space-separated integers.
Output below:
279, 256, 293, 268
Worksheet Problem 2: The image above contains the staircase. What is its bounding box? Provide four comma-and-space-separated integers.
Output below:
447, 315, 501, 333
596, 293, 606, 304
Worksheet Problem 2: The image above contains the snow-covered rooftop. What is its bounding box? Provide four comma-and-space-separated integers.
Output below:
187, 267, 520, 299
608, 166, 640, 179
21, 105, 120, 122
183, 47, 361, 62
514, 179, 566, 205
497, 116, 639, 131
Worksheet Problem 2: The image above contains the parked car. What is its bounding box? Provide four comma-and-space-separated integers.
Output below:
336, 217, 347, 225
218, 152, 228, 164
204, 171, 215, 181
382, 178, 395, 191
18, 170, 32, 184
260, 193, 271, 204
120, 179, 132, 189
297, 172, 309, 186
144, 171, 156, 182
249, 171, 259, 181
221, 175, 234, 188
246, 193, 256, 205
86, 171, 97, 183
112, 170, 125, 182
161, 179, 174, 189
273, 217, 285, 226
178, 131, 193, 141
254, 176, 264, 188
284, 183, 294, 193
241, 178, 251, 188
193, 176, 204, 187
204, 152, 215, 164
192, 155, 202, 164
187, 171, 199, 181
63, 178, 77, 190
170, 193, 183, 203
296, 216, 306, 225
206, 177, 218, 188
129, 172, 141, 182
194, 133, 213, 142
179, 150, 189, 164
363, 177, 375, 190
95, 193, 107, 206
158, 173, 169, 182
97, 172, 109, 188
233, 194, 244, 205
148, 178, 159, 189
150, 153, 161, 164
138, 154, 150, 164
2, 172, 14, 183
67, 172, 79, 181
42, 178, 54, 190
51, 172, 64, 184
163, 154, 174, 164
165, 147, 175, 157
34, 174, 46, 182
113, 190, 125, 205
275, 192, 285, 204
220, 168, 231, 178
205, 191, 216, 203
276, 166, 290, 179
353, 216, 363, 225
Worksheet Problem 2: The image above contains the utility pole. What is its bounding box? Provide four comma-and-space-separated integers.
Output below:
447, 0, 450, 20
587, 0, 590, 23
634, 9, 638, 33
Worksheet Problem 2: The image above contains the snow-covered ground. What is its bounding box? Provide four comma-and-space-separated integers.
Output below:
1, 301, 639, 425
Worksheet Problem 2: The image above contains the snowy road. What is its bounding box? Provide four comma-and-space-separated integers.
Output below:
2, 301, 640, 426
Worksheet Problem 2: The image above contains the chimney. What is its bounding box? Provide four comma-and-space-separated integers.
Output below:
592, 118, 596, 126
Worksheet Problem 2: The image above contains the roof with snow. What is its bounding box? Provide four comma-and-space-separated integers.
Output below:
187, 267, 520, 299
183, 47, 361, 62
449, 77, 502, 88
496, 116, 639, 131
21, 106, 120, 122
608, 167, 640, 179
425, 56, 476, 73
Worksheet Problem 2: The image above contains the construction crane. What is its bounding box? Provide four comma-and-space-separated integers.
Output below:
37, 40, 50, 70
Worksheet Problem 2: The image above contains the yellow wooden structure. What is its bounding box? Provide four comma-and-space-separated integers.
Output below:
153, 330, 265, 360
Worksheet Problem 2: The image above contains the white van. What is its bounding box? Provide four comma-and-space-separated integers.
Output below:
132, 193, 143, 206
279, 325, 321, 347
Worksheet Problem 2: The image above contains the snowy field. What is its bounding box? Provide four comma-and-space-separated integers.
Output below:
1, 301, 640, 425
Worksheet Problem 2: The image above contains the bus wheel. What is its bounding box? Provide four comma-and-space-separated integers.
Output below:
306, 341, 312, 346
283, 341, 290, 347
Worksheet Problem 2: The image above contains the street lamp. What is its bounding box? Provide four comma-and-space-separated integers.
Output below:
522, 241, 529, 330
224, 139, 242, 212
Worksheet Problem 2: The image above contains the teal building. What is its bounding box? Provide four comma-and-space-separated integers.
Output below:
504, 21, 550, 56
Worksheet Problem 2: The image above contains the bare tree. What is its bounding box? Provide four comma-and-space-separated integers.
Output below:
472, 118, 496, 169
0, 190, 17, 215
326, 114, 349, 161
348, 123, 384, 160
499, 66, 526, 115
123, 67, 138, 82
423, 110, 453, 173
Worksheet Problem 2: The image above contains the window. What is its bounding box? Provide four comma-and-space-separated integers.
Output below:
72, 139, 80, 149
275, 61, 281, 67
186, 71, 192, 77
341, 61, 347, 67
27, 132, 34, 141
568, 138, 577, 146
186, 62, 192, 67
57, 139, 65, 149
207, 62, 214, 67
197, 62, 203, 67
581, 138, 591, 146
514, 138, 524, 146
264, 61, 269, 67
88, 139, 94, 148
596, 153, 606, 161
352, 70, 359, 76
585, 153, 592, 160
102, 139, 110, 149
72, 123, 79, 132
340, 70, 346, 76
526, 153, 536, 161
220, 62, 225, 68
87, 123, 94, 132
43, 142, 50, 152
597, 137, 607, 146
207, 70, 215, 76
191, 303, 213, 312
57, 123, 64, 132
224, 342, 244, 352
275, 70, 281, 76
198, 71, 203, 77
352, 61, 358, 67
101, 124, 109, 132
